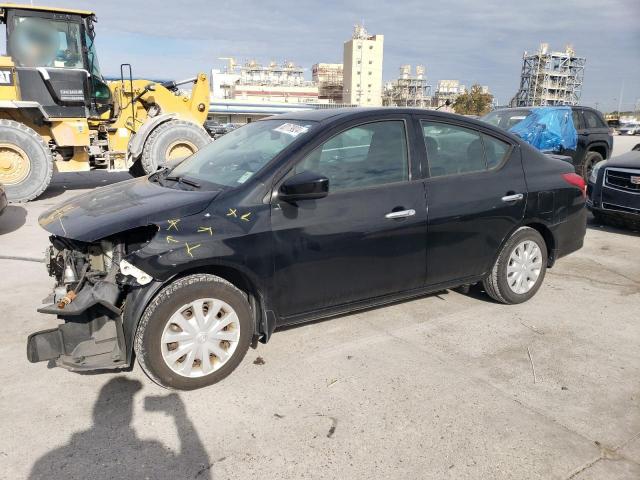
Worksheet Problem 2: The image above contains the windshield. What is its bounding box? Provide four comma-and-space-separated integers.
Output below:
481, 109, 532, 130
9, 16, 83, 68
169, 119, 317, 188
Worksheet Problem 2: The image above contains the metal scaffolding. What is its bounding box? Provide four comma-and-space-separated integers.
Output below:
511, 43, 585, 107
312, 63, 344, 103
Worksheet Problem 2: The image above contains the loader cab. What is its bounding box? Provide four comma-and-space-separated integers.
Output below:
0, 5, 112, 117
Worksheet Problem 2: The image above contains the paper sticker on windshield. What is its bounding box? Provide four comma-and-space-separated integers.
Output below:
274, 123, 309, 137
237, 171, 253, 184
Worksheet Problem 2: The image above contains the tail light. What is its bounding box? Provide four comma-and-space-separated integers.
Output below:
562, 172, 586, 198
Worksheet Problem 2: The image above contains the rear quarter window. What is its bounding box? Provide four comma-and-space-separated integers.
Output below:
482, 134, 511, 169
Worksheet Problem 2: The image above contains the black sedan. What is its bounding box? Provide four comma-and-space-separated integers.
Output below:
28, 108, 587, 390
587, 150, 640, 230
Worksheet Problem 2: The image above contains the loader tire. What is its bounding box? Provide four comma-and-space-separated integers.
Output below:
139, 120, 211, 175
0, 119, 53, 203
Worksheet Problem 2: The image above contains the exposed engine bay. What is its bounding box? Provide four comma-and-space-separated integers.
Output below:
27, 227, 157, 371
45, 237, 124, 312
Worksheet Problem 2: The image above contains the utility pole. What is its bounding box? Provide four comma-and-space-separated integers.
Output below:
617, 80, 624, 114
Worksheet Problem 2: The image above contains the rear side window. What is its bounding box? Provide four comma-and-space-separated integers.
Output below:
572, 110, 584, 130
583, 111, 606, 129
421, 121, 511, 177
294, 120, 409, 192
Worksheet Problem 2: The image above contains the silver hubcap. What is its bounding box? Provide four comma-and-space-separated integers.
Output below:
507, 240, 542, 295
160, 298, 240, 378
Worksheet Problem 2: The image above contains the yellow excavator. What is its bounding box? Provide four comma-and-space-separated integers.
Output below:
0, 4, 211, 202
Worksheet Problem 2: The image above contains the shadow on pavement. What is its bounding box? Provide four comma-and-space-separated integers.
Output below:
38, 171, 134, 201
28, 377, 213, 480
586, 213, 640, 237
0, 205, 27, 235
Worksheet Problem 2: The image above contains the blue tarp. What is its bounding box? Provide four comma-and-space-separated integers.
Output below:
509, 106, 577, 152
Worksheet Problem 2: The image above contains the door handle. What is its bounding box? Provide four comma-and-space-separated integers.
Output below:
501, 193, 524, 202
385, 209, 416, 219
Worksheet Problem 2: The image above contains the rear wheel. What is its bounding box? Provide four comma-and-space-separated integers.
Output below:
0, 119, 52, 202
582, 151, 603, 182
136, 120, 211, 175
134, 274, 253, 390
483, 227, 548, 304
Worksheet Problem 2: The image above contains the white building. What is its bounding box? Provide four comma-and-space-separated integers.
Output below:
342, 24, 384, 106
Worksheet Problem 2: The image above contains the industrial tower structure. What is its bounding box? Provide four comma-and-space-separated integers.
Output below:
511, 43, 585, 107
383, 65, 431, 107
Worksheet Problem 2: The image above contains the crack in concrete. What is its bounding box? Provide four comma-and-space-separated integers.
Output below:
565, 434, 640, 479
549, 270, 639, 293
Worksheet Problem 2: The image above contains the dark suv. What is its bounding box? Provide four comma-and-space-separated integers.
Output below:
481, 106, 613, 181
28, 108, 587, 390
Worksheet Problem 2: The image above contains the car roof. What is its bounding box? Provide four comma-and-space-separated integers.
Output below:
269, 107, 492, 124
491, 105, 600, 113
264, 107, 524, 145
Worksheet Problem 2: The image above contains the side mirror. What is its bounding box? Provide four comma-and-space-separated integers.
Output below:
279, 171, 329, 202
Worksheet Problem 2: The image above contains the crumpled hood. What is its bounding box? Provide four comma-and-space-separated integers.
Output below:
39, 176, 219, 242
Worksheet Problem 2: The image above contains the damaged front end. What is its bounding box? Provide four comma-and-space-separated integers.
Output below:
27, 228, 155, 371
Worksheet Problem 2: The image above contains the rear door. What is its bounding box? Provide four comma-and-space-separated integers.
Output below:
572, 109, 588, 165
417, 116, 527, 285
270, 116, 428, 318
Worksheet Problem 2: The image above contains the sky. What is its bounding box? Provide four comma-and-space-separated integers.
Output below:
47, 0, 640, 111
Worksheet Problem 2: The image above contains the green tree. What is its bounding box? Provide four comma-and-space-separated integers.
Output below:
453, 84, 494, 116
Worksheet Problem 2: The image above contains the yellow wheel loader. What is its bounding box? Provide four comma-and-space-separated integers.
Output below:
0, 4, 211, 202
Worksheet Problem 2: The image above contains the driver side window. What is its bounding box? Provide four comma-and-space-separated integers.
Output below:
294, 120, 409, 192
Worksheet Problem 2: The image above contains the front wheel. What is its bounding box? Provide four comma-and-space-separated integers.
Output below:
582, 151, 603, 182
135, 120, 211, 175
0, 119, 53, 202
483, 227, 548, 304
134, 274, 253, 390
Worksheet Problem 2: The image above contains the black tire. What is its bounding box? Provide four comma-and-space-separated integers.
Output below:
482, 227, 548, 305
134, 274, 253, 390
128, 159, 146, 177
632, 143, 640, 152
0, 119, 53, 202
138, 120, 211, 175
582, 151, 603, 182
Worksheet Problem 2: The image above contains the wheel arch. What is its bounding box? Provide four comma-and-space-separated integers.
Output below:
522, 221, 556, 267
127, 113, 177, 162
122, 263, 269, 366
586, 142, 609, 160
486, 221, 557, 279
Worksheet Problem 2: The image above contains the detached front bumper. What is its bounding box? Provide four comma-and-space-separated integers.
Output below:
27, 308, 126, 371
27, 280, 128, 371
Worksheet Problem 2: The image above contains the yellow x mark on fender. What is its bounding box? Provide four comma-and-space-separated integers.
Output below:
185, 243, 201, 257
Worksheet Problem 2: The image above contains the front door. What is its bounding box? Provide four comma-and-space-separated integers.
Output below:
419, 117, 527, 286
270, 119, 428, 319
